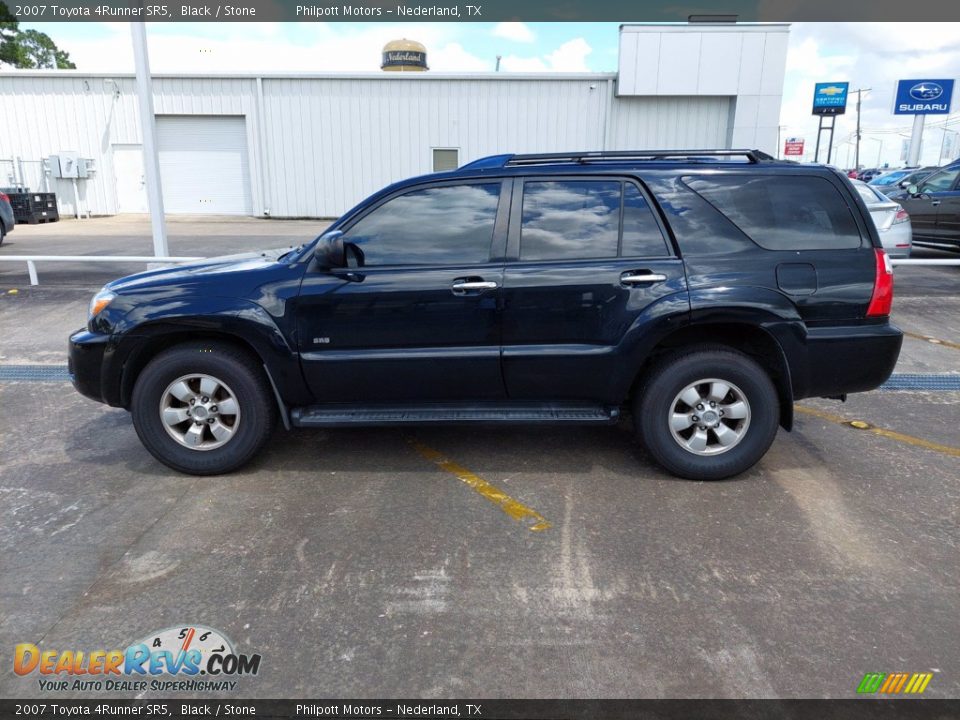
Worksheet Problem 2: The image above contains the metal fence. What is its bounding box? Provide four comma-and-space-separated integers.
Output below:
0, 254, 955, 287
0, 255, 204, 285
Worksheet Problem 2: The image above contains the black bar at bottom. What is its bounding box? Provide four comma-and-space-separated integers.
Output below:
2, 699, 959, 719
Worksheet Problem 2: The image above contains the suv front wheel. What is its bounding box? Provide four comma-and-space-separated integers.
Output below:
636, 347, 779, 480
131, 342, 276, 475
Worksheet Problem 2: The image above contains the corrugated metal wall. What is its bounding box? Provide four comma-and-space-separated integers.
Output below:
261, 77, 612, 217
608, 96, 733, 151
0, 73, 733, 218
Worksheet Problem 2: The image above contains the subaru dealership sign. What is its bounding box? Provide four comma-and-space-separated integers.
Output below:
894, 79, 954, 115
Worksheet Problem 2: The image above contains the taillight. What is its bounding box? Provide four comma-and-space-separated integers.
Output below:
866, 248, 894, 317
893, 206, 909, 224
0, 193, 8, 203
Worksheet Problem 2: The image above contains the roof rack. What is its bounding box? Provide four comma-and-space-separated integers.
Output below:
502, 149, 776, 166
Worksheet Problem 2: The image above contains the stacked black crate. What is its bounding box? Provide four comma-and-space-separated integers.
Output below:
8, 192, 59, 224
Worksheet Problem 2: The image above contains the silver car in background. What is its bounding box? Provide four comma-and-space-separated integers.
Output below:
851, 179, 912, 258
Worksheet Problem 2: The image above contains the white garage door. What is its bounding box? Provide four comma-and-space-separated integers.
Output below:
156, 115, 253, 215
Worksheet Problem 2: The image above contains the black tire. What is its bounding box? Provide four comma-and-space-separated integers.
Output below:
635, 346, 779, 481
131, 341, 276, 475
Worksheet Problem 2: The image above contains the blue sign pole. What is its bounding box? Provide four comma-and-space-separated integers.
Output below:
894, 79, 955, 166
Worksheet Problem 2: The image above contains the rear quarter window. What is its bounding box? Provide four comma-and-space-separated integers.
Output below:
682, 174, 862, 251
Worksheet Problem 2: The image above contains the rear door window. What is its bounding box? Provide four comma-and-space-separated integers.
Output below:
682, 175, 862, 250
621, 183, 671, 257
520, 180, 620, 260
518, 180, 670, 261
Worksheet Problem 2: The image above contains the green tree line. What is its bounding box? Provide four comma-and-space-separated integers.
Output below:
1, 2, 77, 69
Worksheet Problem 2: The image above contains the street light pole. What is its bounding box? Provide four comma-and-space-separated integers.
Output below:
852, 87, 871, 173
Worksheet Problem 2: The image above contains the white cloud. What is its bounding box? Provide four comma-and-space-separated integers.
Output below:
779, 22, 960, 167
429, 42, 491, 72
492, 22, 536, 43
500, 38, 592, 73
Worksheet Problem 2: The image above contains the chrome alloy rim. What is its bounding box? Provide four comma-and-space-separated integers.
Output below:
668, 378, 751, 456
159, 374, 240, 451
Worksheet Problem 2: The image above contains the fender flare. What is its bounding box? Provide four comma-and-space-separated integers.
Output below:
105, 297, 311, 410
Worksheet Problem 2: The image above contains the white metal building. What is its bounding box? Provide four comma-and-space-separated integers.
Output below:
0, 22, 789, 218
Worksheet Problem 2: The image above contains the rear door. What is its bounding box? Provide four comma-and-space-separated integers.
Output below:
500, 177, 687, 402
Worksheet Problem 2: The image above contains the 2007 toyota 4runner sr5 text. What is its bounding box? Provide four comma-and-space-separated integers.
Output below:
69, 150, 902, 480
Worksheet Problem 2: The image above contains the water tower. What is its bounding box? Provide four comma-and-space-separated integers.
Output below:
381, 39, 428, 72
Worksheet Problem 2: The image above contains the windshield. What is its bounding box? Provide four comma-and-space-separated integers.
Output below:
870, 170, 909, 186
901, 169, 937, 187
853, 181, 885, 205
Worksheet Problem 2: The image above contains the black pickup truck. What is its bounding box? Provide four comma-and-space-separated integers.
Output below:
69, 149, 902, 480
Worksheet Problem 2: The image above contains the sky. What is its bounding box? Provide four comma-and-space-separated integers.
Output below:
18, 21, 960, 168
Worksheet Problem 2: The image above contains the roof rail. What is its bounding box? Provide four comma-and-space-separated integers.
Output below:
503, 149, 776, 166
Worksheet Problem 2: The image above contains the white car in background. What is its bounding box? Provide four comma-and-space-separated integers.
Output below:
851, 179, 912, 258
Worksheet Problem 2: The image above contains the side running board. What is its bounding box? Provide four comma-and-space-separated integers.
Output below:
290, 403, 620, 428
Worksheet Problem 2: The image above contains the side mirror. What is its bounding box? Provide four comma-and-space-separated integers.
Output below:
907, 184, 920, 196
899, 180, 911, 188
314, 230, 345, 269
344, 242, 365, 269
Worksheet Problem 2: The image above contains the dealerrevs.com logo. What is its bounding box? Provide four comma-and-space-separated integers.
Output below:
14, 625, 261, 693
857, 672, 934, 695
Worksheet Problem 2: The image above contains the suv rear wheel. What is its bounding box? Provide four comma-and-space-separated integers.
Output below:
635, 347, 779, 480
131, 342, 276, 475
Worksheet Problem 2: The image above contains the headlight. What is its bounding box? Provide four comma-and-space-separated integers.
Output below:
89, 289, 116, 319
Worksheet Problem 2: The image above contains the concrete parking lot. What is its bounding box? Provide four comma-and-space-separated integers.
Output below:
1, 218, 958, 699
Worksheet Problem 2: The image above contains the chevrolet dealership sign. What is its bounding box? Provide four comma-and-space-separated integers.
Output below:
812, 82, 849, 115
894, 79, 955, 115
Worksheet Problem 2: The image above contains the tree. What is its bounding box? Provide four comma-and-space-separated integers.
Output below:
0, 4, 76, 69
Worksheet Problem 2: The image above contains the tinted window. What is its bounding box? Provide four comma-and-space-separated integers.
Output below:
343, 183, 500, 266
622, 183, 670, 256
918, 168, 959, 193
683, 175, 862, 250
521, 181, 620, 260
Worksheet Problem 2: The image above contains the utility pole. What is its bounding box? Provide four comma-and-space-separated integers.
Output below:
852, 87, 870, 172
777, 125, 786, 159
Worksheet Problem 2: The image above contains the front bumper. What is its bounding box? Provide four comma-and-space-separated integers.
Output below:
68, 329, 110, 404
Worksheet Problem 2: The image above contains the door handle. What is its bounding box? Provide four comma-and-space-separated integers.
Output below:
451, 280, 498, 293
931, 200, 941, 207
620, 272, 668, 286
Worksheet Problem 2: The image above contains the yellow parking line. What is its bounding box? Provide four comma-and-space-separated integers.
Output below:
903, 331, 960, 351
409, 440, 552, 532
795, 405, 960, 458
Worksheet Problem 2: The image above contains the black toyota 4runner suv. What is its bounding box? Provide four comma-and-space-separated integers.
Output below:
69, 149, 902, 480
